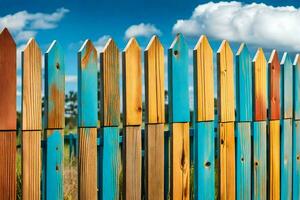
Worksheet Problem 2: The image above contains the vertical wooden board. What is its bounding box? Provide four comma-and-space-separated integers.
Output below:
45, 41, 65, 129
269, 120, 280, 200
100, 38, 120, 126
123, 126, 142, 200
293, 120, 300, 199
280, 119, 292, 199
145, 35, 165, 123
194, 121, 215, 200
0, 131, 16, 200
293, 54, 300, 119
253, 48, 267, 121
101, 127, 120, 200
193, 35, 214, 121
281, 53, 293, 119
168, 34, 190, 123
78, 40, 98, 127
45, 129, 63, 200
22, 38, 42, 130
252, 121, 267, 200
78, 127, 97, 200
268, 50, 281, 120
22, 131, 41, 200
170, 122, 190, 200
145, 124, 164, 200
235, 122, 251, 200
236, 43, 252, 122
122, 38, 142, 126
217, 40, 235, 122
219, 122, 235, 200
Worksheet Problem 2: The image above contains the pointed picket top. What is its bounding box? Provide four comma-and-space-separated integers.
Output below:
293, 54, 300, 66
293, 54, 300, 119
235, 43, 252, 121
168, 33, 189, 123
252, 48, 267, 121
144, 35, 165, 123
0, 28, 16, 46
122, 37, 142, 125
100, 38, 120, 127
45, 40, 65, 129
217, 40, 235, 122
193, 35, 214, 121
280, 52, 293, 119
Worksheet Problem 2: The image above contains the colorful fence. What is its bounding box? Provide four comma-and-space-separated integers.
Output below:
0, 27, 300, 200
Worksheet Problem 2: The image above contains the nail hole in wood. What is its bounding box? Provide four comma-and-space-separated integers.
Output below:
220, 139, 224, 145
297, 155, 300, 160
174, 50, 179, 57
255, 161, 259, 166
241, 157, 244, 162
56, 165, 59, 171
56, 62, 60, 70
204, 161, 211, 167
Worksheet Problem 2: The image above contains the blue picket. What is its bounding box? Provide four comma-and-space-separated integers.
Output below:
293, 121, 300, 199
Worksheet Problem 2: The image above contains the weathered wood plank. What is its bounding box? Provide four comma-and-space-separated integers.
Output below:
281, 53, 293, 119
170, 122, 190, 200
269, 120, 280, 200
235, 122, 251, 200
219, 122, 235, 200
293, 120, 300, 199
122, 38, 142, 126
293, 54, 300, 119
145, 35, 165, 124
145, 124, 164, 200
236, 43, 252, 122
217, 40, 235, 122
100, 38, 120, 126
194, 121, 214, 200
253, 48, 267, 121
193, 35, 214, 121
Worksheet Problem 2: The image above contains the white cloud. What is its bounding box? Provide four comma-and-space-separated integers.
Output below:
172, 1, 300, 51
125, 23, 161, 39
65, 75, 77, 83
94, 35, 110, 52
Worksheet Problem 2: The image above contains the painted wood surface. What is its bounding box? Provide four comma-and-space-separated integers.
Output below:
170, 122, 190, 200
122, 38, 142, 126
217, 40, 235, 122
236, 122, 251, 200
0, 28, 16, 200
280, 119, 293, 200
78, 40, 98, 127
281, 53, 293, 119
193, 35, 214, 121
168, 33, 189, 123
145, 124, 164, 200
293, 120, 300, 199
252, 121, 267, 200
268, 50, 280, 120
100, 38, 120, 126
236, 43, 252, 122
219, 122, 235, 200
269, 120, 280, 200
194, 121, 214, 200
253, 48, 267, 121
293, 54, 300, 119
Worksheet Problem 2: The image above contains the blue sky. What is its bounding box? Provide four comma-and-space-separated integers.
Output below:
1, 0, 300, 110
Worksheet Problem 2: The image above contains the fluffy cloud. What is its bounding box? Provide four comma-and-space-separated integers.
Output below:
125, 23, 161, 39
172, 2, 300, 51
94, 35, 110, 52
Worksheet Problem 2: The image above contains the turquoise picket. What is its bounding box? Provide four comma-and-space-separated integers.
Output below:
294, 54, 300, 119
293, 121, 300, 199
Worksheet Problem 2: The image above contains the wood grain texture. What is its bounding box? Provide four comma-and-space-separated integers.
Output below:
0, 28, 16, 130
122, 38, 142, 126
171, 122, 190, 200
145, 35, 165, 124
100, 38, 120, 126
269, 120, 280, 200
145, 124, 164, 200
219, 122, 235, 200
281, 53, 293, 119
293, 120, 300, 199
253, 48, 267, 121
236, 43, 252, 122
22, 130, 41, 200
168, 34, 190, 123
45, 41, 65, 129
123, 126, 142, 200
217, 40, 235, 122
193, 35, 214, 122
268, 50, 281, 120
22, 38, 42, 130
293, 54, 300, 119
78, 128, 97, 200
0, 131, 16, 200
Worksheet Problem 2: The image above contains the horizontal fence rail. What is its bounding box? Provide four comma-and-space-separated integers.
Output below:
0, 27, 300, 200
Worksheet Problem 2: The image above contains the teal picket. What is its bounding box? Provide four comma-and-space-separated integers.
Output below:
293, 121, 300, 199
281, 52, 293, 119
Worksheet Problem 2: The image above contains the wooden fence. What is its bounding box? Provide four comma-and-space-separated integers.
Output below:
0, 27, 300, 200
